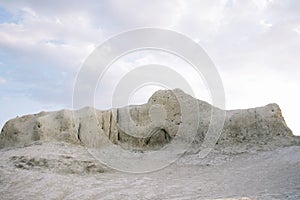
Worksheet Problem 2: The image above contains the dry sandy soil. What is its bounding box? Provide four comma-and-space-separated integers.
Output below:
0, 141, 299, 200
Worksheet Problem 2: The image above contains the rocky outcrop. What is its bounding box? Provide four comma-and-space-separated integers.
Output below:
0, 89, 298, 150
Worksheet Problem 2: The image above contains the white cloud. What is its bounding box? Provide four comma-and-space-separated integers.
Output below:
294, 26, 300, 34
0, 4, 103, 70
260, 19, 273, 27
0, 77, 6, 84
93, 50, 210, 109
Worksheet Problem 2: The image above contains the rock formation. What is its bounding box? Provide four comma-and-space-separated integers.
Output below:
0, 89, 298, 151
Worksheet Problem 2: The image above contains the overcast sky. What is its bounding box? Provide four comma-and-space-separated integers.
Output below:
0, 0, 299, 135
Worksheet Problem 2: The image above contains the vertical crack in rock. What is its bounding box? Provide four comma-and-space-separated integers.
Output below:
77, 123, 82, 143
110, 109, 119, 144
101, 113, 104, 131
163, 129, 171, 142
108, 111, 112, 140
254, 109, 260, 136
115, 108, 120, 141
116, 108, 119, 123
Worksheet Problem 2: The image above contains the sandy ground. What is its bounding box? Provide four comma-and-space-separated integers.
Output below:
0, 142, 299, 200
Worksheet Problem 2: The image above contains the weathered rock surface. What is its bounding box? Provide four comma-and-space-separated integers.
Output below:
0, 89, 299, 150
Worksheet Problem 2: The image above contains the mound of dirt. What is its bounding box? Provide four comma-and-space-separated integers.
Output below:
0, 89, 299, 152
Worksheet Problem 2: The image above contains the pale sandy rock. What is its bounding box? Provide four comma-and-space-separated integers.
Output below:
0, 89, 299, 151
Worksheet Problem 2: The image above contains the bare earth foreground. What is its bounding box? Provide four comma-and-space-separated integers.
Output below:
0, 90, 299, 199
0, 142, 299, 200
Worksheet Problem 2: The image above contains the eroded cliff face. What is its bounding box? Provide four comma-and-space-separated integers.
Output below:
0, 89, 297, 150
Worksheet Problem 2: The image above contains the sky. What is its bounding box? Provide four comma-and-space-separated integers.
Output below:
0, 0, 299, 135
